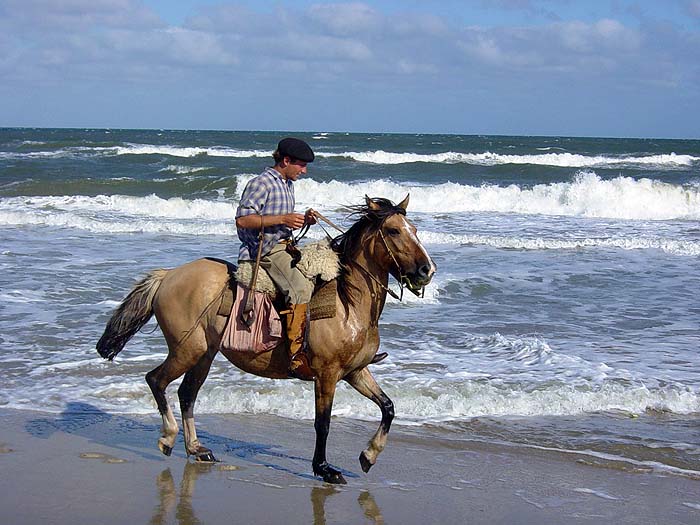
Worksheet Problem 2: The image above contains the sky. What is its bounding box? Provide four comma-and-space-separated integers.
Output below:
1, 0, 699, 138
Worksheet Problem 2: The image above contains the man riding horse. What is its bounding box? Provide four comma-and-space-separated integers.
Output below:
234, 137, 319, 380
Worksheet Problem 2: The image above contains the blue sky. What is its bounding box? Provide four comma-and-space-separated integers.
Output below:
1, 0, 699, 138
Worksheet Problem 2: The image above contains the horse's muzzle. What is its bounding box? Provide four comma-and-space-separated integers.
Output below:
405, 261, 436, 292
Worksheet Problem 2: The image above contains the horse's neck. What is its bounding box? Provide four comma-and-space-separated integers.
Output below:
345, 242, 390, 327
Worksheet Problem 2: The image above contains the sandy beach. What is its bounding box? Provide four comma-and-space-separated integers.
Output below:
0, 406, 698, 524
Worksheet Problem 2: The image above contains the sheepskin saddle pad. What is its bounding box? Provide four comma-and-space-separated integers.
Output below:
235, 239, 340, 294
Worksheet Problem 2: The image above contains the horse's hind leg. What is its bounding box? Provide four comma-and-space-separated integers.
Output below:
345, 367, 394, 473
178, 348, 217, 462
146, 355, 198, 456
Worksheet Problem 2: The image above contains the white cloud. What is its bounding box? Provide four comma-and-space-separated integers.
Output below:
102, 27, 238, 66
274, 33, 374, 62
459, 30, 544, 70
685, 0, 700, 18
308, 2, 382, 35
391, 12, 450, 38
455, 17, 648, 78
396, 59, 437, 75
184, 4, 260, 34
0, 0, 696, 98
548, 19, 640, 55
0, 0, 162, 31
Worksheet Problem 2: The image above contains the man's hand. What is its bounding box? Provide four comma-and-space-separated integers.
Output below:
305, 208, 318, 225
282, 212, 307, 229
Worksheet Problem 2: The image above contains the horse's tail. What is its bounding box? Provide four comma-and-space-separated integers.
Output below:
96, 269, 169, 360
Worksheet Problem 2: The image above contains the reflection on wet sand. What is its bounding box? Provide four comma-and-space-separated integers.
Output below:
311, 486, 384, 525
358, 490, 384, 524
311, 485, 337, 525
151, 463, 213, 525
151, 462, 384, 525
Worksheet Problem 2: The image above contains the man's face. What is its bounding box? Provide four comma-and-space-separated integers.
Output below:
281, 158, 308, 181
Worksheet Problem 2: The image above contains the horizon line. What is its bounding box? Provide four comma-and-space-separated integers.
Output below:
1, 126, 698, 142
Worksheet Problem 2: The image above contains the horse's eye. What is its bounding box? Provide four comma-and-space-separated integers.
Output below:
386, 228, 400, 236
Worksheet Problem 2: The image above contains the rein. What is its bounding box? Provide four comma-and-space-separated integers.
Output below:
305, 209, 343, 239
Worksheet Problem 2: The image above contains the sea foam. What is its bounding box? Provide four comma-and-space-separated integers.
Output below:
114, 144, 270, 158
53, 367, 698, 421
159, 165, 212, 175
17, 352, 697, 421
316, 150, 697, 169
8, 171, 696, 222
418, 232, 700, 257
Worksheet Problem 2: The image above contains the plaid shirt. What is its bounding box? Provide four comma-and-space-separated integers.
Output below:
236, 167, 295, 260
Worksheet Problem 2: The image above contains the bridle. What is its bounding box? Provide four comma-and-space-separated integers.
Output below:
377, 225, 425, 299
309, 210, 425, 301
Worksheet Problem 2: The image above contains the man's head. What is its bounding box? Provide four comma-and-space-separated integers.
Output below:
273, 137, 314, 181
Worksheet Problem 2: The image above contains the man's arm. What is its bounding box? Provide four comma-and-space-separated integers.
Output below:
236, 213, 306, 230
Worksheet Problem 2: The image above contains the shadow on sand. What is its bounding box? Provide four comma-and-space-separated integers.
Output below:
25, 403, 382, 524
25, 402, 358, 480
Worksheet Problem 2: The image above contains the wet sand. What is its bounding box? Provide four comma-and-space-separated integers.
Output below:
0, 406, 698, 524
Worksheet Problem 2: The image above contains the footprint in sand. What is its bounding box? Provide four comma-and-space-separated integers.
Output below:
79, 452, 126, 464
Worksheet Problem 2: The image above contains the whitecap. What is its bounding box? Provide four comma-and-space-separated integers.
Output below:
316, 150, 697, 169
158, 165, 212, 175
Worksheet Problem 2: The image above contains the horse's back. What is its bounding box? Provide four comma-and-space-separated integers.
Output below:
154, 258, 232, 347
159, 257, 232, 302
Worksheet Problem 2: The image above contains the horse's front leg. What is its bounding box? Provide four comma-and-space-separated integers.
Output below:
312, 377, 346, 484
345, 367, 394, 473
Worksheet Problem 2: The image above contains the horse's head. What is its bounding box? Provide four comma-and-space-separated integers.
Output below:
367, 195, 436, 295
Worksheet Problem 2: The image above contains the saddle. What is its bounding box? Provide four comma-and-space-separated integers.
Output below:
217, 240, 340, 321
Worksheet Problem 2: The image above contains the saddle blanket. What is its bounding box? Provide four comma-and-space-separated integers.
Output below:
220, 283, 283, 354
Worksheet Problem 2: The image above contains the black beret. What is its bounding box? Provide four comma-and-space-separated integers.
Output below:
277, 137, 314, 163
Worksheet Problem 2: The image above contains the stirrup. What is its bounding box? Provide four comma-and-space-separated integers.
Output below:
370, 352, 388, 364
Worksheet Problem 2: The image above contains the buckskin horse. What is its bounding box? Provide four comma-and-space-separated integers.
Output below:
96, 195, 436, 484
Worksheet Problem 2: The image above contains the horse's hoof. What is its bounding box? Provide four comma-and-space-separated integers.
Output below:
359, 451, 373, 473
194, 451, 218, 463
314, 463, 347, 485
370, 352, 388, 365
324, 469, 347, 485
159, 443, 173, 457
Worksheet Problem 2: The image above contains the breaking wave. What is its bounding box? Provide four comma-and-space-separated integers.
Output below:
19, 332, 700, 421
1, 191, 697, 256
321, 150, 698, 168
3, 142, 697, 170
294, 171, 700, 221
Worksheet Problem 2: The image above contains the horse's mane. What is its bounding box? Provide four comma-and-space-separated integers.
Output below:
330, 197, 406, 311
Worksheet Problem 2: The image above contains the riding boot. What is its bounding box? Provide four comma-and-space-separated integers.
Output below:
286, 303, 315, 381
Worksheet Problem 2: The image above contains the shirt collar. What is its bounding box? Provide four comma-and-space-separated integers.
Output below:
267, 166, 292, 185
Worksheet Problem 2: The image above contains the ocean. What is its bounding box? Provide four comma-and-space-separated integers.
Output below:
1, 128, 699, 479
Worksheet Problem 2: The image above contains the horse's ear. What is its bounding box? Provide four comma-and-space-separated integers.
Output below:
397, 194, 409, 211
365, 195, 380, 211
